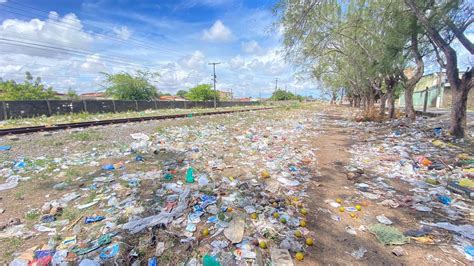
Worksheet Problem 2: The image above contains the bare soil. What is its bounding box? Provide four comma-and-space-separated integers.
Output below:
300, 106, 467, 265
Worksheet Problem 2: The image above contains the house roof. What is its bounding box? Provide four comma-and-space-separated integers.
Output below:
81, 92, 106, 97
159, 95, 186, 101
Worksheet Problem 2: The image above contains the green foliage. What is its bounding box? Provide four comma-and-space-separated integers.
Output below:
61, 208, 80, 221
0, 72, 58, 100
66, 88, 80, 100
102, 70, 159, 100
71, 131, 103, 141
271, 89, 302, 101
185, 84, 219, 102
275, 0, 418, 102
14, 189, 25, 200
25, 209, 40, 220
176, 90, 188, 97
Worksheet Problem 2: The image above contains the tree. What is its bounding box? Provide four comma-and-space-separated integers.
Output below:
275, 0, 436, 121
0, 72, 57, 100
66, 88, 80, 100
271, 89, 300, 101
405, 0, 473, 138
176, 90, 188, 97
276, 1, 402, 111
185, 84, 219, 101
102, 70, 159, 100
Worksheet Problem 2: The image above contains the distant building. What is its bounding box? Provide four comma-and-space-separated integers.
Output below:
217, 90, 232, 100
235, 97, 258, 102
159, 95, 187, 101
54, 92, 67, 100
398, 71, 473, 109
80, 92, 109, 100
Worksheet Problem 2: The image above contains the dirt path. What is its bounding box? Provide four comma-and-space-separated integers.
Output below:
302, 107, 466, 265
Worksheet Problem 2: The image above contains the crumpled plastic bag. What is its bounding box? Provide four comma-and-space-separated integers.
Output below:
280, 236, 303, 252
369, 224, 409, 245
123, 187, 190, 234
0, 175, 19, 191
421, 222, 474, 240
130, 133, 151, 153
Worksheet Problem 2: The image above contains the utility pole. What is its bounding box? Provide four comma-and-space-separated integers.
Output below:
274, 78, 278, 92
208, 62, 221, 108
230, 88, 233, 100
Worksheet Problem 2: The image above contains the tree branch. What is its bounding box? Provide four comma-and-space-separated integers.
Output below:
443, 15, 474, 54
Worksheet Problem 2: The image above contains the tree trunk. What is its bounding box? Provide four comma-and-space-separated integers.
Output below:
401, 14, 424, 121
387, 90, 395, 119
404, 85, 416, 120
330, 92, 337, 104
450, 70, 472, 138
385, 76, 397, 119
339, 89, 344, 105
366, 91, 375, 113
355, 96, 361, 108
405, 0, 472, 137
379, 94, 386, 117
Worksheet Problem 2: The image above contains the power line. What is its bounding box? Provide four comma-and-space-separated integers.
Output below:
208, 62, 221, 109
0, 55, 142, 71
1, 1, 189, 57
0, 8, 184, 57
0, 37, 154, 68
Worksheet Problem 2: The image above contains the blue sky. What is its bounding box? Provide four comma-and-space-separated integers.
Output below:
0, 0, 320, 98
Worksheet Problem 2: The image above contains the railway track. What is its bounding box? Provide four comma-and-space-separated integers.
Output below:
0, 107, 273, 136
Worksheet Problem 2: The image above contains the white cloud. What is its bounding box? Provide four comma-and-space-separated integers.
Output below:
80, 54, 107, 72
156, 62, 209, 92
113, 26, 132, 40
0, 12, 94, 57
0, 0, 7, 3
229, 55, 244, 69
243, 48, 287, 75
241, 40, 262, 54
178, 50, 205, 69
202, 20, 233, 42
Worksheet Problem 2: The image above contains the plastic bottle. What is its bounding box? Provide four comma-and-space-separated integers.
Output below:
203, 254, 220, 266
164, 173, 173, 180
186, 167, 195, 183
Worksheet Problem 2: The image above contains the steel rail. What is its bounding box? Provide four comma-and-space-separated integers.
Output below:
0, 107, 273, 136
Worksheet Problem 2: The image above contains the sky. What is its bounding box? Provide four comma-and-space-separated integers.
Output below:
0, 0, 320, 98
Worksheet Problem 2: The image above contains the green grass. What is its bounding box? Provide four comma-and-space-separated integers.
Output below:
65, 167, 83, 181
14, 188, 25, 200
84, 191, 97, 204
0, 237, 24, 262
71, 131, 103, 141
116, 215, 127, 225
61, 207, 81, 221
25, 209, 40, 221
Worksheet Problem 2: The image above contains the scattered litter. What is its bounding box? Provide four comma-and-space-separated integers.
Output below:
0, 145, 11, 151
369, 224, 409, 245
376, 215, 393, 225
350, 247, 367, 260
392, 246, 405, 256
0, 176, 19, 191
